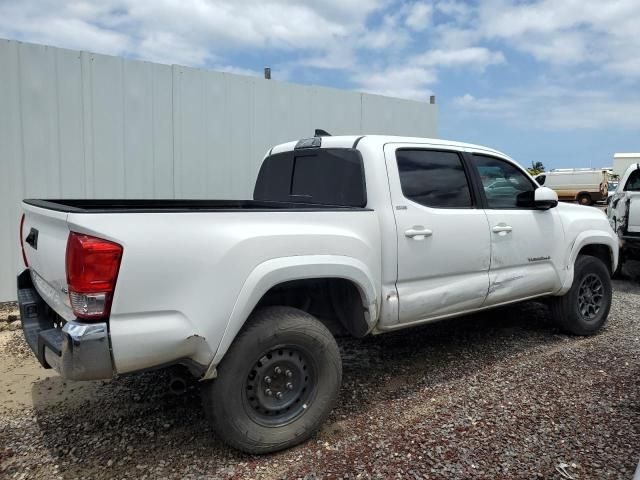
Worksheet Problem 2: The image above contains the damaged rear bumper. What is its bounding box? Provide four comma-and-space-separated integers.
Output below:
17, 270, 114, 381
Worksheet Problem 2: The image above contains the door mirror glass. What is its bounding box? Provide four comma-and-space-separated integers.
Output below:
533, 187, 558, 210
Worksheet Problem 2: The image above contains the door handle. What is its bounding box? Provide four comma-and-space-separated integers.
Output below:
492, 225, 513, 235
405, 228, 433, 240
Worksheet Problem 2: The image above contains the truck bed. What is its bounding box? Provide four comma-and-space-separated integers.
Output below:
21, 195, 380, 377
24, 199, 370, 213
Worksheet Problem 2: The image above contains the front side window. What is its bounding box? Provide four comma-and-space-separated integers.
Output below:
474, 155, 536, 209
625, 170, 640, 191
396, 150, 473, 208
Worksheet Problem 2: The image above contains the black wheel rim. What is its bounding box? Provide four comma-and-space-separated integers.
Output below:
577, 273, 604, 320
243, 346, 315, 427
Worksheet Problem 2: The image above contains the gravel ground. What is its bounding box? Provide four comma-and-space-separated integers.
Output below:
1, 274, 639, 479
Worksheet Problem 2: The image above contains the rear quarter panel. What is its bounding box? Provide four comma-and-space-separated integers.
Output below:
67, 210, 381, 374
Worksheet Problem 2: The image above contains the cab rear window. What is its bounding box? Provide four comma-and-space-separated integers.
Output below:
253, 149, 366, 207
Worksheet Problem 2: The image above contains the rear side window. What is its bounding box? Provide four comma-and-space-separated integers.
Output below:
396, 150, 473, 208
253, 149, 366, 207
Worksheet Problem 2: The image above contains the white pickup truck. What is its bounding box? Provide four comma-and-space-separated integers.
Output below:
17, 135, 618, 453
607, 162, 640, 273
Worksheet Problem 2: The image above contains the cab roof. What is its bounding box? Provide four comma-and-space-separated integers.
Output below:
270, 135, 510, 160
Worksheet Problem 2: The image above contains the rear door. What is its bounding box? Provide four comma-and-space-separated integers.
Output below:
384, 144, 491, 324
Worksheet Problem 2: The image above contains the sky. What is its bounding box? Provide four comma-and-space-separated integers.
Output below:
0, 0, 638, 170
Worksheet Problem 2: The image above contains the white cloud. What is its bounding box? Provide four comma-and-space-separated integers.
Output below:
415, 47, 504, 70
300, 46, 357, 70
136, 31, 214, 66
353, 66, 436, 100
453, 86, 640, 130
0, 1, 130, 55
404, 2, 433, 31
0, 0, 387, 66
359, 13, 411, 50
435, 0, 472, 21
352, 44, 504, 101
475, 0, 640, 75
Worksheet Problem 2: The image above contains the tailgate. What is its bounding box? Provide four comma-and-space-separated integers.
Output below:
21, 202, 74, 320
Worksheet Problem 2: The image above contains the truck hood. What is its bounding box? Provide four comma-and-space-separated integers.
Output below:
554, 202, 612, 233
554, 201, 609, 221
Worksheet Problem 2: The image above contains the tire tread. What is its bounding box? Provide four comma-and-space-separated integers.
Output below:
550, 255, 612, 336
203, 306, 341, 454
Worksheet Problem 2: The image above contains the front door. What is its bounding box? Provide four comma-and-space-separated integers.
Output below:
471, 153, 565, 305
384, 145, 491, 324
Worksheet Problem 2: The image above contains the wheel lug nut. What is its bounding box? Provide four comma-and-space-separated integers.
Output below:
274, 367, 282, 375
265, 389, 272, 396
286, 382, 293, 390
275, 392, 283, 399
264, 376, 271, 384
285, 370, 292, 377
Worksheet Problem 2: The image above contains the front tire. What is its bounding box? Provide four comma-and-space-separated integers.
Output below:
550, 255, 612, 335
202, 306, 342, 454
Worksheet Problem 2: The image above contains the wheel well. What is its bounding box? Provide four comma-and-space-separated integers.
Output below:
253, 278, 370, 338
578, 244, 612, 274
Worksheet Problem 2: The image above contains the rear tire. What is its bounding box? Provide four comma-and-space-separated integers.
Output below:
550, 255, 612, 335
202, 306, 342, 454
577, 193, 592, 205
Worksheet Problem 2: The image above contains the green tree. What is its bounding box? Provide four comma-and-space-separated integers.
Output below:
528, 161, 545, 176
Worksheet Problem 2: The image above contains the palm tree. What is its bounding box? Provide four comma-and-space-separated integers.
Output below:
531, 161, 545, 172
529, 161, 545, 175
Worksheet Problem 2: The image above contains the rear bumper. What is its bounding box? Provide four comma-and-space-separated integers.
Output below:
17, 270, 114, 381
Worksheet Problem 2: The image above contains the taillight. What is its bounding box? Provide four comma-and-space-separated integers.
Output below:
65, 232, 123, 320
19, 213, 28, 267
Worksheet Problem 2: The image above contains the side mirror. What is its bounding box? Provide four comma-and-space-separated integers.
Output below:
534, 187, 558, 210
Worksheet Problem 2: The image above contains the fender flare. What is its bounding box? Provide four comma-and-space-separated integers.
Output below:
203, 255, 378, 378
559, 231, 618, 294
